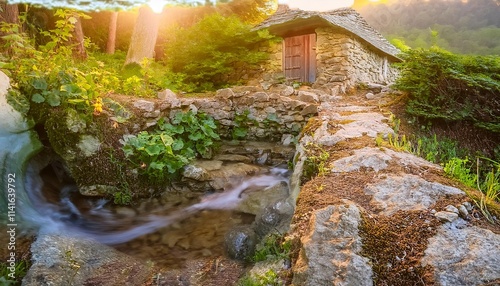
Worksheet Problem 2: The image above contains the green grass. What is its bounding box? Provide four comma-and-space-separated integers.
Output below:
0, 261, 29, 285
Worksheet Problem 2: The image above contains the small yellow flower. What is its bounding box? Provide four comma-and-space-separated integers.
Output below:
93, 97, 103, 115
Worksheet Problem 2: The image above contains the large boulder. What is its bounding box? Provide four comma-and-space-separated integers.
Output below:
23, 234, 153, 286
293, 201, 373, 286
421, 221, 500, 285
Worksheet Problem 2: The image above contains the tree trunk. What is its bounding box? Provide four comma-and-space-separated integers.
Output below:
106, 11, 118, 54
0, 3, 19, 24
72, 15, 87, 60
124, 6, 161, 66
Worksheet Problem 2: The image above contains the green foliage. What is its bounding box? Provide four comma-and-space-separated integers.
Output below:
359, 0, 500, 55
122, 111, 220, 181
443, 157, 500, 221
0, 9, 116, 117
232, 109, 258, 140
163, 13, 275, 92
303, 143, 330, 181
394, 47, 500, 133
252, 233, 292, 263
108, 150, 132, 205
414, 134, 466, 164
237, 269, 282, 286
0, 260, 29, 285
444, 157, 478, 189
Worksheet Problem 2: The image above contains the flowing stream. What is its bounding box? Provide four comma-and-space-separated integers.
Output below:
20, 162, 289, 246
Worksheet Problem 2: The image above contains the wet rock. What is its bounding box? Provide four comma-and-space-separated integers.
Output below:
133, 99, 155, 112
254, 199, 294, 238
213, 154, 253, 164
115, 207, 137, 217
435, 211, 459, 223
235, 181, 289, 216
293, 201, 373, 286
23, 235, 152, 286
79, 185, 118, 196
224, 226, 257, 260
421, 223, 500, 285
364, 174, 464, 215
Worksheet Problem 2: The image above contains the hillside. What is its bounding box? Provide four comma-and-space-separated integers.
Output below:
357, 0, 500, 55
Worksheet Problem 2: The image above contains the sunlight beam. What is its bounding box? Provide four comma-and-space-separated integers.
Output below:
147, 0, 166, 13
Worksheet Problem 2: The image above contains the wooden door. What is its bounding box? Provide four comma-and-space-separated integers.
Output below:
283, 33, 316, 83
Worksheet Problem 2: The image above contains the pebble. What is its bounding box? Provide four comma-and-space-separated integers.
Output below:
435, 211, 459, 223
457, 204, 469, 219
444, 205, 459, 214
463, 202, 473, 212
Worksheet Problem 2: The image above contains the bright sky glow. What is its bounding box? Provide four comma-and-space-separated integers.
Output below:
278, 0, 355, 11
147, 0, 167, 13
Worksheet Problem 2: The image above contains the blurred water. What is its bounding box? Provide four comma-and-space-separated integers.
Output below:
21, 164, 289, 245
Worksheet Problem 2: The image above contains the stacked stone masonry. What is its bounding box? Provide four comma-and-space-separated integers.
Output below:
133, 86, 319, 142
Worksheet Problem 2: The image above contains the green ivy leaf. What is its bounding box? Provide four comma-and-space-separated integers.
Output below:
233, 127, 247, 139
145, 145, 161, 156
172, 139, 184, 151
46, 93, 61, 107
149, 161, 165, 170
31, 78, 48, 90
188, 132, 203, 141
31, 93, 45, 103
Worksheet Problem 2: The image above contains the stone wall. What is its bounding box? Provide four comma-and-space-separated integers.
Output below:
256, 27, 399, 93
313, 27, 399, 93
132, 85, 318, 142
238, 40, 285, 89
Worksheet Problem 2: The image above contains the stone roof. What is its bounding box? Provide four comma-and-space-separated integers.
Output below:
255, 8, 400, 60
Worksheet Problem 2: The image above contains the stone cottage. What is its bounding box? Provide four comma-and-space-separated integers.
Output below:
255, 7, 401, 92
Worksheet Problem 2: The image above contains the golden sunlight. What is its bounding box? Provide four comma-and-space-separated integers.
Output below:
280, 0, 355, 11
147, 0, 166, 13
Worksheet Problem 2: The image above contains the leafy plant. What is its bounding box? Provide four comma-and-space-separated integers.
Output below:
232, 109, 258, 140
163, 13, 275, 91
252, 233, 292, 263
387, 133, 413, 153
443, 157, 477, 188
122, 131, 191, 181
394, 47, 500, 133
0, 9, 110, 117
303, 143, 330, 181
237, 269, 282, 286
159, 111, 220, 158
122, 111, 220, 181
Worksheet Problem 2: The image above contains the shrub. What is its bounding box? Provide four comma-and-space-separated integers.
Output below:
394, 47, 500, 133
162, 13, 275, 91
122, 110, 220, 181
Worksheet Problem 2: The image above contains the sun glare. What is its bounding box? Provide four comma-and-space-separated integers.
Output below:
279, 0, 355, 11
147, 0, 166, 13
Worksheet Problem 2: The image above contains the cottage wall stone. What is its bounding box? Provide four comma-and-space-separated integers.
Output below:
254, 24, 399, 93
